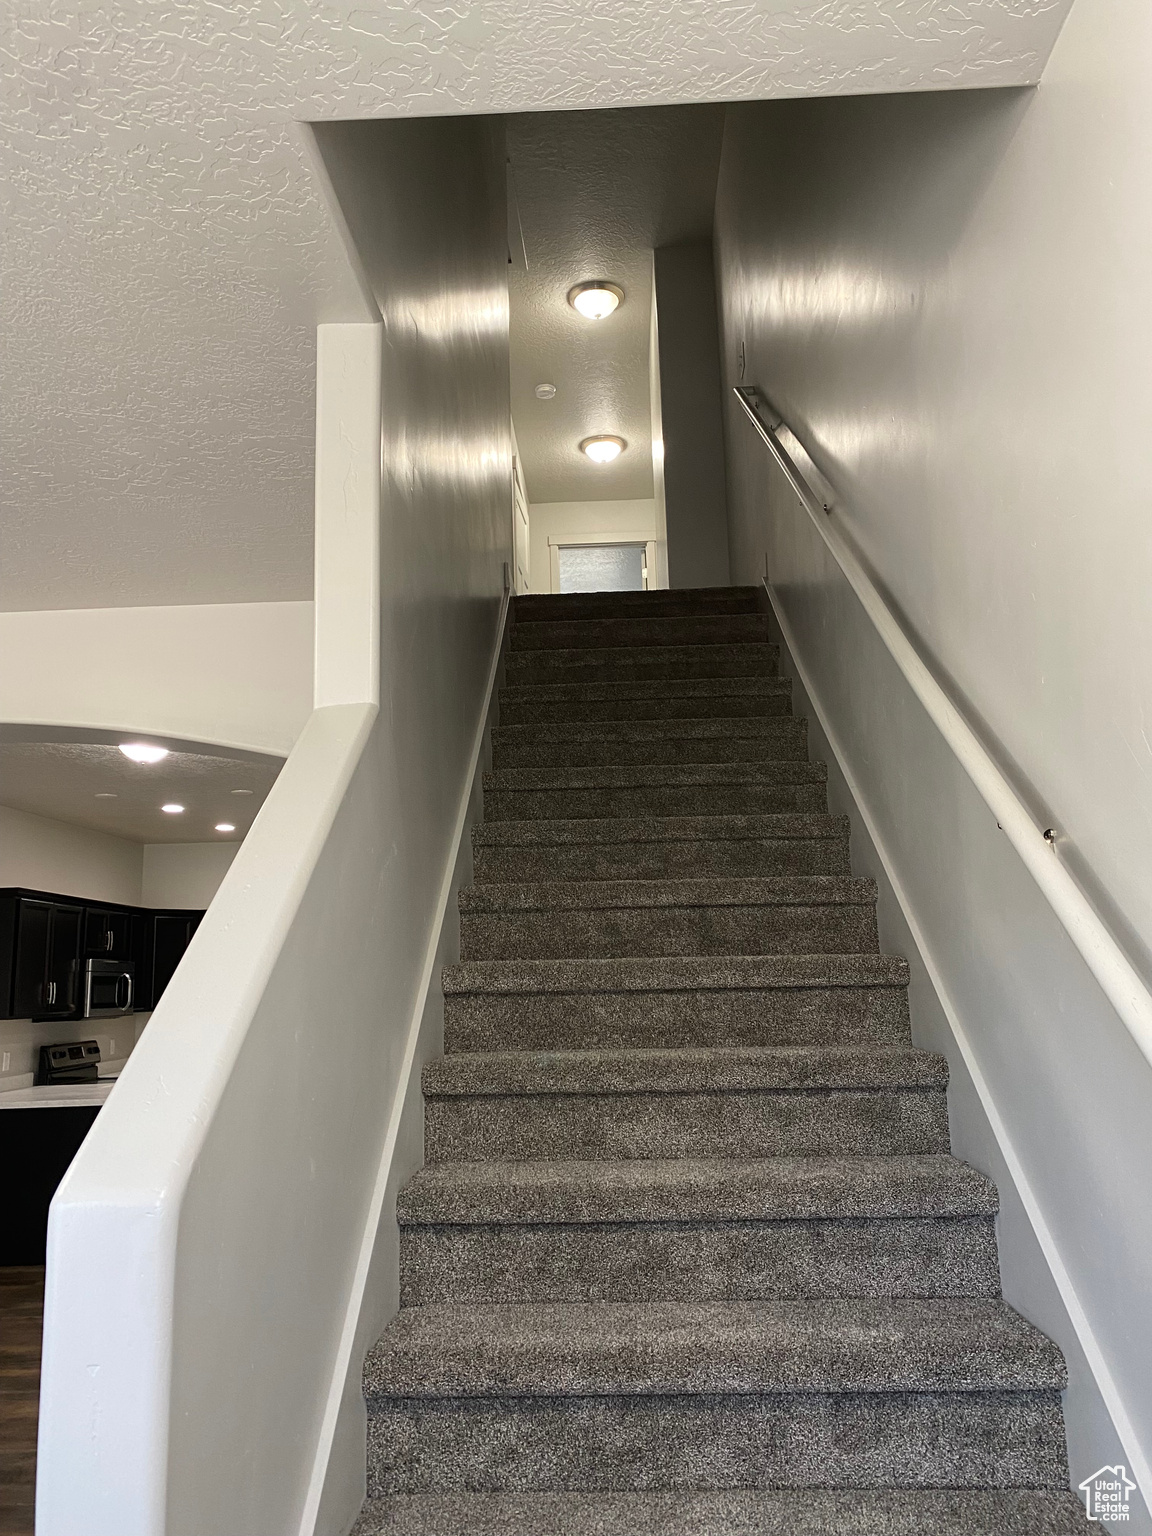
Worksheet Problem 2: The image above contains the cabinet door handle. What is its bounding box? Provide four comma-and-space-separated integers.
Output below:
106, 930, 114, 951
47, 980, 56, 1005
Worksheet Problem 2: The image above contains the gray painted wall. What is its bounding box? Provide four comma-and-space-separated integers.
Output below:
654, 244, 731, 588
258, 116, 509, 1534
714, 1, 1152, 1520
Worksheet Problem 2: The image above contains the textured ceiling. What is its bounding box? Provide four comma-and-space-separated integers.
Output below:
1, 1, 1072, 611
0, 728, 281, 843
508, 104, 725, 505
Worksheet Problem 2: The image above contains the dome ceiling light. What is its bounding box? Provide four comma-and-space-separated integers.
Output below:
119, 742, 169, 764
534, 382, 557, 400
568, 281, 624, 321
580, 435, 626, 464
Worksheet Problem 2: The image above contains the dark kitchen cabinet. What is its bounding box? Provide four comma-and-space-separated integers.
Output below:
0, 890, 203, 1019
82, 905, 134, 961
0, 1105, 101, 1263
2, 897, 83, 1020
150, 912, 203, 1005
130, 911, 154, 1010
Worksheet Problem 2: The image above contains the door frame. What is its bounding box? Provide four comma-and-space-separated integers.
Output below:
548, 532, 657, 594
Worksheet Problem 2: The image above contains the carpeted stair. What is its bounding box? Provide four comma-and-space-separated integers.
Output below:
353, 587, 1090, 1535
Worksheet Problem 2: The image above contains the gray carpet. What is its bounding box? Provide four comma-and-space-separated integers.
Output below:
359, 587, 1090, 1533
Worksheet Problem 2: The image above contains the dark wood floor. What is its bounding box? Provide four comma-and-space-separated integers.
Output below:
0, 1267, 42, 1536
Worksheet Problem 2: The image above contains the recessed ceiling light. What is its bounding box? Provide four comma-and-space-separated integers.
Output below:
568, 281, 624, 320
534, 382, 557, 400
230, 788, 254, 796
120, 742, 169, 764
161, 803, 184, 814
580, 435, 626, 464
215, 823, 236, 833
95, 792, 117, 799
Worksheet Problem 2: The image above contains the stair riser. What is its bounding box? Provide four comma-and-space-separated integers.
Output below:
484, 785, 827, 819
511, 618, 770, 651
505, 649, 778, 685
424, 1088, 950, 1162
399, 1217, 1001, 1306
491, 734, 807, 771
499, 694, 791, 725
458, 905, 879, 962
366, 1389, 1068, 1494
443, 987, 911, 1053
352, 1489, 1096, 1536
514, 593, 759, 622
473, 839, 852, 883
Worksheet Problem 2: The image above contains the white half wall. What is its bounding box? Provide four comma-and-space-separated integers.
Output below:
715, 8, 1152, 1517
0, 602, 314, 756
140, 844, 238, 910
0, 802, 142, 905
528, 499, 658, 594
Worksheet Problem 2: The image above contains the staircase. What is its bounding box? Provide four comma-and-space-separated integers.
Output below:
353, 587, 1090, 1535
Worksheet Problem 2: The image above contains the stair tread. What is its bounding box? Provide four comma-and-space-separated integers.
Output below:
486, 761, 826, 790
505, 641, 778, 667
352, 1489, 1092, 1536
459, 876, 876, 913
444, 953, 910, 994
364, 1297, 1066, 1398
368, 584, 1072, 1502
473, 815, 848, 848
510, 617, 770, 650
397, 1153, 997, 1225
501, 676, 789, 702
423, 1045, 947, 1097
515, 587, 760, 611
494, 718, 798, 744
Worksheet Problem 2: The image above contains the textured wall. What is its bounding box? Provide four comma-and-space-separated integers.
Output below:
1, 1, 1071, 611
715, 0, 1152, 1515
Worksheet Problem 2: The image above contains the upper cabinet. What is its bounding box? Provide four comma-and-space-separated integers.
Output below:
82, 906, 134, 961
1, 897, 84, 1020
0, 889, 204, 1020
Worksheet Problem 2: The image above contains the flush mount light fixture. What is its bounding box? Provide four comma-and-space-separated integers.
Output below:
580, 434, 626, 464
95, 792, 117, 799
534, 382, 557, 400
568, 281, 624, 320
230, 788, 254, 796
119, 742, 169, 764
215, 822, 236, 833
161, 803, 185, 815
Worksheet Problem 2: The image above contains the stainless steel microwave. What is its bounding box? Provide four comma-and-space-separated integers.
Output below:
80, 956, 134, 1018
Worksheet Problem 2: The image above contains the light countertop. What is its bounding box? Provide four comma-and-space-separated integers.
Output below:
0, 1075, 121, 1110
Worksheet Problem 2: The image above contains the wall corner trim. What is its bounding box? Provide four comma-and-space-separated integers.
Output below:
314, 323, 383, 710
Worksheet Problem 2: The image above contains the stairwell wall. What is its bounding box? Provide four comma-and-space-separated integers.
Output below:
37, 115, 511, 1536
715, 4, 1152, 1520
